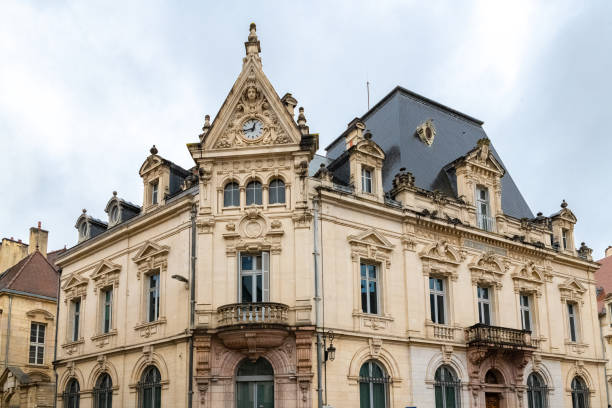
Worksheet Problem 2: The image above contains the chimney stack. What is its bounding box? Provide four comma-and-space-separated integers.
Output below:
28, 222, 48, 257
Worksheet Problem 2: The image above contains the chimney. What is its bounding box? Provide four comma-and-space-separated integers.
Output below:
606, 246, 612, 258
28, 222, 48, 258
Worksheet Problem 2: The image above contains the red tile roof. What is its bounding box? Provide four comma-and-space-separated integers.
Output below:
595, 256, 612, 313
0, 251, 59, 299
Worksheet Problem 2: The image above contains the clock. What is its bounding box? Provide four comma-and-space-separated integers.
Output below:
242, 119, 263, 140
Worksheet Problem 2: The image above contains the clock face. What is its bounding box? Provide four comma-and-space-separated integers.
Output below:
242, 119, 263, 140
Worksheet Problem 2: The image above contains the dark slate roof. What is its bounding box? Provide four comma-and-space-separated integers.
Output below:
0, 251, 59, 299
325, 86, 533, 219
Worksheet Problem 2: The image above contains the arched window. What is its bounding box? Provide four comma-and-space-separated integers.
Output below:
224, 182, 240, 207
138, 366, 161, 408
94, 373, 113, 408
484, 369, 501, 384
63, 378, 80, 408
246, 181, 262, 206
268, 179, 285, 204
434, 365, 460, 408
526, 372, 547, 408
359, 360, 389, 408
571, 376, 589, 408
236, 358, 274, 408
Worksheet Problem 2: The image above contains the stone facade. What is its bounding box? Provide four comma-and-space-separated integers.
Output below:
54, 24, 605, 408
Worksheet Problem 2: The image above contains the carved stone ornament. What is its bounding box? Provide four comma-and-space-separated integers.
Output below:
419, 240, 462, 280
468, 251, 507, 288
558, 278, 587, 303
213, 81, 291, 149
347, 229, 394, 265
132, 241, 169, 280
415, 119, 436, 146
511, 261, 547, 296
90, 259, 121, 292
62, 273, 89, 302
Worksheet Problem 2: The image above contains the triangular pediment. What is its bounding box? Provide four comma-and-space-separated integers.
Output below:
559, 277, 587, 294
348, 229, 394, 251
132, 241, 169, 265
558, 208, 577, 223
199, 38, 302, 152
62, 274, 88, 291
355, 139, 385, 160
91, 260, 121, 281
139, 155, 165, 177
459, 139, 505, 177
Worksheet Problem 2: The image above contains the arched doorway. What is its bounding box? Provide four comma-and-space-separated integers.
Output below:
236, 358, 274, 408
484, 369, 503, 408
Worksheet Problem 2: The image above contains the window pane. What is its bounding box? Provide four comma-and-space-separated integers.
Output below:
37, 346, 44, 364
437, 295, 445, 325
436, 279, 443, 291
372, 383, 385, 407
242, 275, 253, 303
368, 265, 376, 280
369, 281, 378, 314
523, 310, 531, 331
435, 385, 444, 408
38, 324, 45, 342
242, 255, 253, 271
430, 294, 436, 322
256, 274, 263, 303
445, 384, 456, 408
361, 278, 368, 313
483, 303, 490, 325
359, 382, 370, 408
29, 345, 36, 364
429, 277, 434, 290
569, 315, 576, 341
361, 264, 367, 278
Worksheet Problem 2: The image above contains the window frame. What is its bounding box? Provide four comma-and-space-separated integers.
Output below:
570, 376, 589, 408
238, 252, 270, 303
29, 322, 46, 365
526, 372, 548, 408
434, 365, 461, 408
150, 180, 159, 205
223, 181, 240, 207
146, 271, 161, 323
101, 287, 113, 334
138, 365, 162, 408
268, 179, 286, 205
477, 285, 492, 325
562, 229, 568, 250
63, 378, 80, 408
361, 167, 373, 194
245, 180, 263, 206
93, 373, 113, 408
430, 277, 447, 325
358, 360, 389, 408
567, 302, 579, 342
360, 262, 380, 315
520, 294, 533, 332
71, 298, 81, 342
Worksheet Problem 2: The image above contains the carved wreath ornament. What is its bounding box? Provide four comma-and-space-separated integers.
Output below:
214, 80, 291, 149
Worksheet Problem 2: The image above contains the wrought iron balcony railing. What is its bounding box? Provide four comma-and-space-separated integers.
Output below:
217, 302, 289, 327
477, 213, 496, 232
466, 323, 535, 348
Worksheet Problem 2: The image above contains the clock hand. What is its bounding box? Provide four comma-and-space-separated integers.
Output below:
250, 123, 257, 132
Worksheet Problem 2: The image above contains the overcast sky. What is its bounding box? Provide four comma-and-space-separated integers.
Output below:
1, 1, 611, 259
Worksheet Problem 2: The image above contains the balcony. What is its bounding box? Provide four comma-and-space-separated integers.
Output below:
217, 302, 289, 327
477, 214, 496, 232
215, 302, 290, 355
466, 324, 535, 349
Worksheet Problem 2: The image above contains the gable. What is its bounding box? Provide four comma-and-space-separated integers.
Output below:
200, 29, 303, 153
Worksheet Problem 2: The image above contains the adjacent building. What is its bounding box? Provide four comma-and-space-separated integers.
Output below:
595, 247, 612, 405
54, 24, 605, 408
0, 225, 62, 407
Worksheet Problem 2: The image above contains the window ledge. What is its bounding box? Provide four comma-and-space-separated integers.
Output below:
26, 363, 50, 369
91, 329, 118, 341
134, 318, 167, 338
61, 338, 84, 356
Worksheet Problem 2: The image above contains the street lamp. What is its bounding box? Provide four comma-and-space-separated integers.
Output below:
324, 330, 336, 362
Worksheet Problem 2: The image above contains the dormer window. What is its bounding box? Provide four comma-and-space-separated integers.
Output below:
476, 186, 494, 231
361, 167, 373, 193
151, 181, 159, 205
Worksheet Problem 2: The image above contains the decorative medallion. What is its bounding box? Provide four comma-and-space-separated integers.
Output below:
415, 119, 436, 146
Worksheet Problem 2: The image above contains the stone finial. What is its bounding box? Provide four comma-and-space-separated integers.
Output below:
150, 145, 158, 155
561, 199, 568, 209
392, 169, 415, 189
113, 191, 117, 197
244, 22, 261, 57
297, 107, 310, 135
82, 208, 87, 214
578, 242, 593, 261
364, 131, 372, 140
477, 137, 491, 147
281, 93, 297, 116
199, 114, 211, 142
315, 163, 333, 183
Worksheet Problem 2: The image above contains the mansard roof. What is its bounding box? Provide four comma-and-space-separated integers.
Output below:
324, 86, 533, 219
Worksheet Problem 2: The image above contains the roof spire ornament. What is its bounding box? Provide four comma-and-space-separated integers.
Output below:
150, 145, 158, 155
561, 199, 568, 209
244, 22, 261, 61
297, 107, 310, 135
199, 114, 211, 143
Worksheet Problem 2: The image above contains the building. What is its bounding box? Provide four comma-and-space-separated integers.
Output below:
595, 247, 612, 405
0, 225, 62, 407
54, 24, 605, 408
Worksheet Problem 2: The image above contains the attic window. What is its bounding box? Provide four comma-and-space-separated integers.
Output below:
150, 180, 159, 205
361, 167, 373, 193
110, 205, 119, 224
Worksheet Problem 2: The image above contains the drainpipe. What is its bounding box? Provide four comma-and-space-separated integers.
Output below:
4, 295, 12, 368
188, 204, 197, 408
53, 267, 62, 408
313, 195, 323, 408
599, 317, 610, 406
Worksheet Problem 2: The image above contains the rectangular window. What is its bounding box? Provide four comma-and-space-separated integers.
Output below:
477, 286, 492, 325
29, 323, 45, 365
361, 168, 373, 193
429, 277, 446, 324
520, 294, 532, 332
239, 252, 269, 303
562, 229, 568, 250
151, 181, 159, 205
71, 298, 81, 342
148, 272, 160, 322
102, 287, 113, 333
568, 303, 578, 342
476, 186, 493, 231
360, 263, 379, 314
